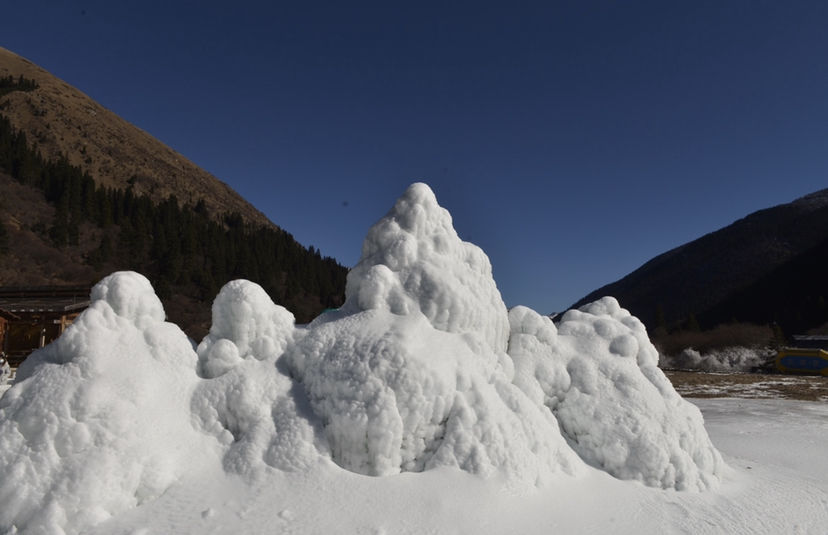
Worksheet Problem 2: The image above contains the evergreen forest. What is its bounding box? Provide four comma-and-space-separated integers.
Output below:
0, 76, 347, 324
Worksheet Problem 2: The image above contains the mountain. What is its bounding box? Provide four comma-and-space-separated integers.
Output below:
0, 48, 346, 337
0, 47, 271, 227
572, 188, 828, 336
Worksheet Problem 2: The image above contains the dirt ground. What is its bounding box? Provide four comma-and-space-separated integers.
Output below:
666, 370, 828, 401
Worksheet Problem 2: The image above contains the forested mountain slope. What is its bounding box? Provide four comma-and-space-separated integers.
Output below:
0, 50, 346, 337
0, 47, 272, 227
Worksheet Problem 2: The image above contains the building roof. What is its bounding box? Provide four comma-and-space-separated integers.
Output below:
0, 286, 91, 315
790, 335, 828, 350
793, 335, 828, 341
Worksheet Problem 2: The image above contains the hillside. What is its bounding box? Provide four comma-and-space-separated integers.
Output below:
572, 188, 828, 337
0, 46, 272, 227
699, 232, 828, 335
0, 169, 96, 283
0, 49, 346, 337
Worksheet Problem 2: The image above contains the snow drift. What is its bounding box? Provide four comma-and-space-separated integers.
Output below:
0, 183, 723, 534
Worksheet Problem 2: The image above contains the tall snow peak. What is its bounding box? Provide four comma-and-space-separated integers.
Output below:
345, 182, 509, 353
287, 183, 580, 481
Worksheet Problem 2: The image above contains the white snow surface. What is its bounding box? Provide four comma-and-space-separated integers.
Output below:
0, 272, 220, 534
0, 358, 9, 387
83, 398, 828, 535
286, 183, 579, 481
510, 300, 723, 490
196, 279, 297, 379
0, 183, 738, 534
343, 182, 510, 353
192, 280, 323, 479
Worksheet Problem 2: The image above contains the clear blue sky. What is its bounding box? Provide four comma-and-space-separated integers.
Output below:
3, 1, 828, 313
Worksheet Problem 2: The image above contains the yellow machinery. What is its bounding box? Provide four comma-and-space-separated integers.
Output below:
776, 347, 828, 376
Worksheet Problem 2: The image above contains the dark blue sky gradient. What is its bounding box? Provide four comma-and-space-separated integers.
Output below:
3, 1, 828, 312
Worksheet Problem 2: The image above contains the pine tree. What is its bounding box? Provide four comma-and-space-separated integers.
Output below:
0, 218, 9, 254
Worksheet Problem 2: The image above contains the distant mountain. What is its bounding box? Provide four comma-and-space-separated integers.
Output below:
572, 188, 828, 336
0, 48, 346, 337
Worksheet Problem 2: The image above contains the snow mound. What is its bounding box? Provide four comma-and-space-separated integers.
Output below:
509, 298, 724, 490
0, 355, 9, 387
0, 272, 215, 534
0, 183, 728, 534
197, 279, 297, 378
193, 280, 324, 477
287, 183, 579, 482
288, 310, 579, 482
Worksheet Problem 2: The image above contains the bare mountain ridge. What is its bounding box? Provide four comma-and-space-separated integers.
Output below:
0, 47, 272, 228
573, 188, 828, 333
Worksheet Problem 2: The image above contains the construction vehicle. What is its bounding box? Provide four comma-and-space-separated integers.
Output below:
776, 335, 828, 376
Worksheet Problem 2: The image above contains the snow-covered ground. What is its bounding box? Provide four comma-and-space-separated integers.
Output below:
78, 398, 828, 535
1, 183, 825, 534
3, 376, 825, 534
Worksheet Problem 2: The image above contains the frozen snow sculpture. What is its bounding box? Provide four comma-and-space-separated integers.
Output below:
288, 183, 580, 482
192, 279, 324, 477
197, 279, 297, 378
0, 354, 9, 386
0, 272, 214, 534
507, 305, 570, 411
343, 182, 510, 353
509, 298, 724, 490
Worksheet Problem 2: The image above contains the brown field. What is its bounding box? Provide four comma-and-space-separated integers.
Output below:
666, 370, 828, 401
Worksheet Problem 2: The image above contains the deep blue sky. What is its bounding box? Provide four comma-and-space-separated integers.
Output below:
3, 1, 828, 313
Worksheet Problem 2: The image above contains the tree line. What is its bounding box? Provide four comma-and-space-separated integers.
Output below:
0, 75, 38, 98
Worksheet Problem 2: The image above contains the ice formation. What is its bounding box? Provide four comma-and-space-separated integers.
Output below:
0, 354, 9, 386
0, 183, 725, 534
0, 272, 217, 534
196, 279, 297, 379
193, 280, 323, 477
510, 299, 724, 491
287, 184, 579, 479
343, 183, 510, 352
